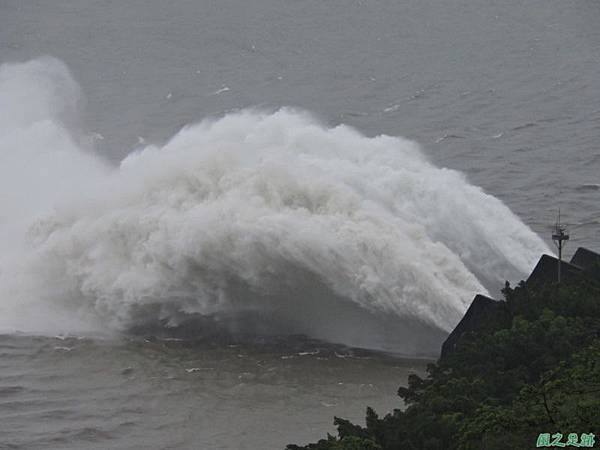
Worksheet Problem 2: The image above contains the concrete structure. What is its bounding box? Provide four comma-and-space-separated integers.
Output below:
440, 294, 506, 359
526, 254, 584, 286
570, 247, 600, 274
440, 247, 600, 359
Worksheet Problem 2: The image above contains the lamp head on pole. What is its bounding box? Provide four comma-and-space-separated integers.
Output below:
552, 209, 569, 247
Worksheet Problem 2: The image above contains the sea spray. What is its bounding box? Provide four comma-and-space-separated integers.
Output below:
0, 58, 551, 352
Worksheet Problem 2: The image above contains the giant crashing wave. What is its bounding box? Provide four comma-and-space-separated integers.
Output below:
0, 57, 550, 354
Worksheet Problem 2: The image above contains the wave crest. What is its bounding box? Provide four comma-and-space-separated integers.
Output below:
0, 58, 550, 353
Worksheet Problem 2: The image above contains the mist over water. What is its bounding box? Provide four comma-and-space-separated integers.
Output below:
0, 58, 549, 352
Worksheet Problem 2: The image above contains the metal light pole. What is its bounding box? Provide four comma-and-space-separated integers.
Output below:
552, 210, 569, 284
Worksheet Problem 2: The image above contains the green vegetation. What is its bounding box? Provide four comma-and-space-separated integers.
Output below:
287, 276, 600, 450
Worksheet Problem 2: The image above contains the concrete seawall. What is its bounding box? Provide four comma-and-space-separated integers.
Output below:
441, 247, 600, 359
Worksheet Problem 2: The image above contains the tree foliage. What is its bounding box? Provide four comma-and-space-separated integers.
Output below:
287, 276, 600, 450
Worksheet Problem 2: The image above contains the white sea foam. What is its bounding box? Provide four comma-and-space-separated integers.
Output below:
0, 58, 551, 351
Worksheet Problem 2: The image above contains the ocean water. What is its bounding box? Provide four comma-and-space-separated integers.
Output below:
0, 0, 598, 448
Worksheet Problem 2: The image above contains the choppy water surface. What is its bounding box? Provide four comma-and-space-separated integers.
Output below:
0, 334, 425, 449
0, 0, 599, 448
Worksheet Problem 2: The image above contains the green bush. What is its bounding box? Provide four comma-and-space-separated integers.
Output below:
287, 277, 600, 450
